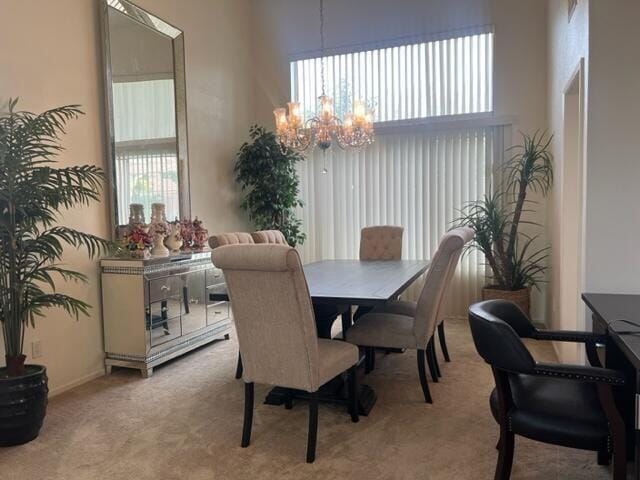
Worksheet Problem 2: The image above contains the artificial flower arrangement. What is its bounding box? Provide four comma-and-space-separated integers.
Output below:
179, 217, 208, 250
122, 224, 153, 258
192, 217, 209, 250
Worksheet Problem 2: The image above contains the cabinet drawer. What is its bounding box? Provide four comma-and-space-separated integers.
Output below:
205, 268, 225, 287
207, 302, 229, 326
149, 314, 181, 347
149, 276, 184, 303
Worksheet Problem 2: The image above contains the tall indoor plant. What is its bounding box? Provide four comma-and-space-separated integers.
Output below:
234, 125, 306, 247
0, 99, 113, 445
456, 131, 553, 316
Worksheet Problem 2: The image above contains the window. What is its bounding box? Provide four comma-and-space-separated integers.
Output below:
290, 30, 493, 123
292, 29, 505, 318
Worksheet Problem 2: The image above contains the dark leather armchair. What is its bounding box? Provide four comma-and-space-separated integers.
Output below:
468, 300, 627, 480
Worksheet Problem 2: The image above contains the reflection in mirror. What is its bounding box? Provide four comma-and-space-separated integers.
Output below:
102, 0, 189, 234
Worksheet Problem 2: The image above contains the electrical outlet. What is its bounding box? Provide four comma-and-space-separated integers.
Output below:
31, 340, 43, 359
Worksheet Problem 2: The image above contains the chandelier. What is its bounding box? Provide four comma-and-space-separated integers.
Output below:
273, 0, 375, 153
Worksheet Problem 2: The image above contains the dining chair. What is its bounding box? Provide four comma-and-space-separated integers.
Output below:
209, 232, 255, 379
359, 225, 404, 260
251, 229, 345, 338
208, 232, 254, 249
250, 229, 288, 245
353, 226, 405, 326
371, 227, 471, 373
468, 300, 627, 480
345, 227, 472, 403
212, 244, 360, 463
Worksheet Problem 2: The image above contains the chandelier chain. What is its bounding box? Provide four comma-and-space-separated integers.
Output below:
319, 0, 326, 96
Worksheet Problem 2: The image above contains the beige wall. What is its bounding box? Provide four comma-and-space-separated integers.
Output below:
547, 0, 640, 363
250, 0, 550, 321
0, 0, 255, 394
547, 0, 589, 362
584, 0, 640, 295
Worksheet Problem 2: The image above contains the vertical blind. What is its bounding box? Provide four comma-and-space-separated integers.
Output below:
297, 126, 506, 317
292, 29, 502, 318
290, 30, 493, 122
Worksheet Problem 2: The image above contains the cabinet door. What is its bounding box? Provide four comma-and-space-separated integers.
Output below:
181, 270, 207, 336
148, 298, 181, 347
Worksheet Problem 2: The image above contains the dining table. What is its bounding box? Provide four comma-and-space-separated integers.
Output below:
209, 258, 430, 415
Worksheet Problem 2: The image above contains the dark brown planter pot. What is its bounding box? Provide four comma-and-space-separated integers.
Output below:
482, 287, 531, 318
0, 365, 48, 446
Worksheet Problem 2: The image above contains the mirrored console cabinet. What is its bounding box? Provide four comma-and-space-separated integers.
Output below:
100, 251, 231, 377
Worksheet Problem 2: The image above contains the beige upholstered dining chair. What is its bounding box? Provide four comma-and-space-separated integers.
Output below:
373, 227, 473, 377
359, 225, 404, 260
252, 229, 345, 336
354, 226, 405, 323
208, 232, 254, 249
212, 244, 360, 463
209, 232, 255, 379
345, 227, 474, 404
251, 230, 288, 245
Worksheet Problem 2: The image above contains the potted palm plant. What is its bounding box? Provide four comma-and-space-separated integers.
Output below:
0, 99, 113, 446
456, 131, 553, 316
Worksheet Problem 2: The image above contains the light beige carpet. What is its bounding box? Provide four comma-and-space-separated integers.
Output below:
0, 319, 610, 480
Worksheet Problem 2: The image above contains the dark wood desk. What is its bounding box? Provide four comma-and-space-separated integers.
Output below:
211, 259, 430, 415
583, 293, 640, 478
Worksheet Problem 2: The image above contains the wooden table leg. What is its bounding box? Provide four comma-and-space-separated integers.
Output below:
341, 306, 352, 338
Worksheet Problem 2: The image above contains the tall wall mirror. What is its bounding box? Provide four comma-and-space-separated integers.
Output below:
100, 0, 190, 237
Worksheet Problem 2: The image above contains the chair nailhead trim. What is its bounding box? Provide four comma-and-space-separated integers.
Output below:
535, 368, 624, 385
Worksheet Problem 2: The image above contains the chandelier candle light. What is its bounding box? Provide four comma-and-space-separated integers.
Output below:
274, 0, 375, 153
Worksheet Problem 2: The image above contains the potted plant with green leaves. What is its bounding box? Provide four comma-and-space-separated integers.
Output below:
234, 125, 306, 247
456, 131, 553, 316
0, 99, 113, 446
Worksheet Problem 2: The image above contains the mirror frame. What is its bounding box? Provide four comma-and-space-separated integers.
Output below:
99, 0, 191, 238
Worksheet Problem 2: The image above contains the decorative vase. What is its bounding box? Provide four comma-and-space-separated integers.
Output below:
151, 233, 169, 257
128, 203, 145, 226
164, 222, 183, 252
482, 287, 531, 318
149, 204, 169, 256
0, 364, 48, 446
150, 203, 166, 224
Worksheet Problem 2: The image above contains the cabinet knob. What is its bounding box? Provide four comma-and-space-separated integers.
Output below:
161, 307, 168, 313
161, 285, 170, 291
214, 310, 222, 314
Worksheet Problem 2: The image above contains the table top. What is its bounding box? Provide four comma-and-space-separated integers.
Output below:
583, 293, 640, 370
210, 259, 430, 306
304, 259, 430, 306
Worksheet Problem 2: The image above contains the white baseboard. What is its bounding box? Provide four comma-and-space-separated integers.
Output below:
49, 368, 105, 398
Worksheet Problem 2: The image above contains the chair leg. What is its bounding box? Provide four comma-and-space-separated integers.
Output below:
241, 382, 254, 448
417, 349, 433, 404
495, 430, 514, 480
596, 384, 627, 480
431, 340, 442, 378
426, 341, 439, 383
235, 353, 243, 379
438, 321, 451, 362
307, 392, 319, 463
347, 366, 359, 423
597, 446, 611, 466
